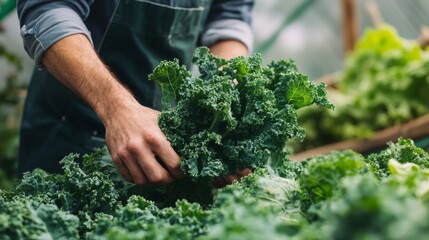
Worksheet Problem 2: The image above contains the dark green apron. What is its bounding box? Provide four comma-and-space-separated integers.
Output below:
18, 0, 211, 176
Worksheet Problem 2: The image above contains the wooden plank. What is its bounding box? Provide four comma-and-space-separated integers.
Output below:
418, 26, 429, 49
365, 0, 384, 28
290, 114, 429, 161
341, 0, 359, 54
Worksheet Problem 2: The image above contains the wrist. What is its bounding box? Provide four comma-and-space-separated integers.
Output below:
93, 80, 140, 128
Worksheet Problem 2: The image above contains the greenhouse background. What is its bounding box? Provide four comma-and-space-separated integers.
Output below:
2, 1, 429, 239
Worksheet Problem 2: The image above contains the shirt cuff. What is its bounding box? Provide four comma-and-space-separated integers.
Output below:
20, 7, 93, 67
200, 19, 254, 53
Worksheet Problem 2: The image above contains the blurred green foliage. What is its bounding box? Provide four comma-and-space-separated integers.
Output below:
291, 25, 429, 153
0, 42, 25, 190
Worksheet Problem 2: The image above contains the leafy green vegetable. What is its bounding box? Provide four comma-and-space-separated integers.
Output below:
0, 47, 25, 190
87, 196, 212, 240
301, 173, 429, 240
150, 47, 332, 182
293, 140, 429, 240
3, 138, 429, 239
148, 59, 191, 109
298, 150, 369, 211
0, 194, 79, 240
16, 153, 121, 234
366, 137, 429, 179
204, 171, 305, 240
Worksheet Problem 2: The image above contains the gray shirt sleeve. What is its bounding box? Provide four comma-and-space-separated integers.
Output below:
201, 0, 254, 52
17, 0, 94, 66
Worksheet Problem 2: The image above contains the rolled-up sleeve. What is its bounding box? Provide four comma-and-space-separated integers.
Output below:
18, 0, 94, 65
201, 0, 254, 52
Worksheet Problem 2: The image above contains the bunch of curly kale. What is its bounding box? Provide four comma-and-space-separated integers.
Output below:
150, 47, 332, 180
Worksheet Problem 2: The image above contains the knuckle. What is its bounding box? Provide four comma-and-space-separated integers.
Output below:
117, 147, 129, 159
126, 139, 141, 154
145, 132, 160, 146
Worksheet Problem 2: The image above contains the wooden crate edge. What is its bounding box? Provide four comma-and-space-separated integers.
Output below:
290, 114, 429, 161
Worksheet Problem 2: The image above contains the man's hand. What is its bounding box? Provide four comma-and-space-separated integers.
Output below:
104, 103, 184, 185
43, 35, 251, 186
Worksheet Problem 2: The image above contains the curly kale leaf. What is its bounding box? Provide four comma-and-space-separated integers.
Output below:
180, 131, 224, 178
18, 154, 120, 216
148, 59, 191, 109
298, 150, 370, 212
203, 193, 289, 240
0, 196, 79, 240
87, 195, 212, 240
301, 174, 429, 240
270, 158, 305, 180
205, 171, 305, 239
192, 47, 228, 79
150, 47, 331, 182
366, 137, 429, 179
14, 153, 121, 235
387, 159, 429, 200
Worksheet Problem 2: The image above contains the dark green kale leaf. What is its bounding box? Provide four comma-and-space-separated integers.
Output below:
18, 154, 120, 216
298, 150, 370, 213
301, 174, 429, 240
204, 171, 305, 240
0, 195, 79, 240
148, 59, 191, 109
14, 153, 121, 235
87, 195, 212, 240
191, 47, 228, 79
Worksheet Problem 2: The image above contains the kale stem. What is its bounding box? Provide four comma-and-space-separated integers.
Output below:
274, 107, 287, 117
209, 112, 220, 131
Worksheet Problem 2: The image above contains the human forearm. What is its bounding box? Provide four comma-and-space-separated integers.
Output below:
209, 39, 249, 59
41, 34, 138, 126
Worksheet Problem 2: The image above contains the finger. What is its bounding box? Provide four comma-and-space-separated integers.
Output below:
151, 136, 185, 179
119, 153, 149, 185
112, 155, 133, 183
131, 145, 174, 185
